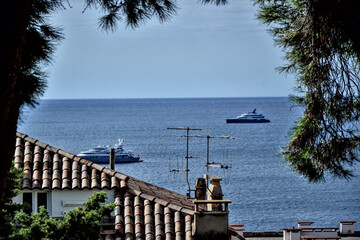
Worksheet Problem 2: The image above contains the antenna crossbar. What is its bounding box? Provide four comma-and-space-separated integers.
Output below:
208, 162, 221, 165
170, 169, 189, 172
208, 165, 231, 169
181, 135, 234, 139
167, 127, 202, 131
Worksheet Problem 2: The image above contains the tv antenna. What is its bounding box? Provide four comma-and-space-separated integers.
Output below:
183, 135, 234, 191
167, 127, 202, 198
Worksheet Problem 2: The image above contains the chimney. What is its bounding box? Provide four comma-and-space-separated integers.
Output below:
194, 177, 207, 211
192, 176, 230, 240
340, 221, 356, 235
195, 178, 206, 200
110, 148, 115, 170
207, 176, 224, 211
297, 221, 314, 229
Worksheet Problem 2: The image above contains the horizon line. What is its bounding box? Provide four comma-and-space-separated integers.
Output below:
41, 95, 290, 101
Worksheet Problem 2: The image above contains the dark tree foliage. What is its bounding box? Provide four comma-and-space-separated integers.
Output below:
84, 0, 228, 31
0, 165, 23, 239
199, 0, 228, 6
255, 0, 360, 181
83, 0, 178, 31
0, 0, 63, 223
20, 0, 64, 109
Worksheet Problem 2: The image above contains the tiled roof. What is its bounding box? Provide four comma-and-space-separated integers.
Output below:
14, 132, 195, 240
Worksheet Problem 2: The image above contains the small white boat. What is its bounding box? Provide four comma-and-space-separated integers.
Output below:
226, 109, 270, 123
78, 139, 142, 163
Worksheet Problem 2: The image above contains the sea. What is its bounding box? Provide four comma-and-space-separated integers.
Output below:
17, 97, 360, 231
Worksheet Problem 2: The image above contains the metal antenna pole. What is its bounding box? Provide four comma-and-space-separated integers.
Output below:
186, 128, 190, 193
167, 127, 202, 198
206, 136, 210, 189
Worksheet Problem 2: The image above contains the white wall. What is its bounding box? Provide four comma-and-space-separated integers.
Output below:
51, 189, 114, 217
13, 189, 115, 217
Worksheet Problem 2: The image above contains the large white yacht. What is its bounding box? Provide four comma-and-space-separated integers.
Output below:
226, 109, 270, 123
78, 139, 142, 163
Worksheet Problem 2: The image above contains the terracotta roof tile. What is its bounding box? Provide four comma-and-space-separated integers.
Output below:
92, 163, 105, 173
144, 199, 155, 239
154, 198, 170, 207
42, 151, 52, 189
102, 168, 117, 177
114, 192, 124, 234
57, 149, 75, 160
72, 161, 80, 189
155, 203, 165, 239
24, 136, 38, 144
134, 196, 144, 239
52, 154, 61, 189
32, 170, 41, 189
34, 140, 48, 149
91, 168, 100, 189
23, 168, 31, 189
62, 157, 71, 170
175, 211, 184, 240
14, 132, 196, 239
45, 145, 60, 154
181, 208, 195, 216
81, 165, 90, 189
111, 176, 119, 189
124, 193, 134, 239
24, 142, 33, 168
139, 193, 156, 202
167, 204, 183, 213
101, 172, 110, 189
62, 157, 71, 189
16, 132, 27, 139
14, 138, 23, 169
185, 215, 193, 240
165, 207, 174, 239
114, 172, 129, 181
120, 180, 127, 189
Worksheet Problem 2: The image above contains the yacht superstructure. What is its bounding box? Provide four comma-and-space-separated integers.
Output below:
78, 139, 142, 163
226, 109, 270, 123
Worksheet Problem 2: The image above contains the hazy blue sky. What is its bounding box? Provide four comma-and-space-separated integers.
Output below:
44, 0, 294, 99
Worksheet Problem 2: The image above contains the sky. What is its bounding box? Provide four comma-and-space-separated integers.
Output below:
43, 0, 295, 99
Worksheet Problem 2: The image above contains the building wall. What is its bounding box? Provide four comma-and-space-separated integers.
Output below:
13, 189, 115, 217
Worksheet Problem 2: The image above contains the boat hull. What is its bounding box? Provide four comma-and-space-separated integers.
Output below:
78, 154, 142, 163
226, 119, 270, 123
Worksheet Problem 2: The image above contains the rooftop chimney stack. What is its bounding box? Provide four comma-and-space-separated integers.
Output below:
192, 176, 230, 240
207, 176, 224, 211
195, 177, 207, 211
195, 178, 206, 201
340, 221, 356, 235
110, 148, 115, 170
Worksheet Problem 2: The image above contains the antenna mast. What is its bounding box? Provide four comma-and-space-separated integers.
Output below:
184, 135, 234, 190
167, 127, 202, 198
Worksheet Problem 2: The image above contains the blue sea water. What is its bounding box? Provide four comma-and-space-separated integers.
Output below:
18, 97, 359, 231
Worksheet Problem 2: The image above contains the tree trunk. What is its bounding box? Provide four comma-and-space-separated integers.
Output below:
0, 0, 33, 224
